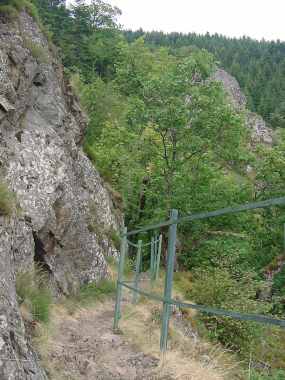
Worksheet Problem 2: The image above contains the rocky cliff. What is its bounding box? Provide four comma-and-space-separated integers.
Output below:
212, 68, 273, 146
0, 11, 121, 379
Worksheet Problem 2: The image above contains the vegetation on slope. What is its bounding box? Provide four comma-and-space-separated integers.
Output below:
0, 0, 40, 22
13, 0, 285, 377
16, 267, 53, 323
125, 30, 285, 129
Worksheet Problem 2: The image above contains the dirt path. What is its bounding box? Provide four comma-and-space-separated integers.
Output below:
41, 300, 173, 380
36, 278, 235, 380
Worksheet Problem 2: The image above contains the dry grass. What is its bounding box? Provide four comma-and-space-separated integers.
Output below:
33, 289, 243, 380
32, 305, 79, 380
32, 268, 244, 380
120, 294, 241, 380
117, 274, 241, 379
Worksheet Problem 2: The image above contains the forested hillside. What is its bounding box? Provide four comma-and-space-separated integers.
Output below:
2, 1, 284, 378
125, 30, 285, 129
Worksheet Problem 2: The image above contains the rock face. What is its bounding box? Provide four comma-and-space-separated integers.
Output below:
0, 11, 122, 379
212, 68, 273, 146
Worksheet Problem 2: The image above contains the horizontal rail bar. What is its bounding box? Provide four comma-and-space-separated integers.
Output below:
126, 197, 285, 236
119, 281, 285, 328
126, 238, 159, 248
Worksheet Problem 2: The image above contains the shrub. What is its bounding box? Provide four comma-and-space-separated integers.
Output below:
16, 267, 52, 323
273, 266, 285, 295
250, 370, 285, 380
182, 235, 256, 278
189, 268, 269, 357
0, 182, 15, 216
68, 280, 116, 307
79, 279, 116, 302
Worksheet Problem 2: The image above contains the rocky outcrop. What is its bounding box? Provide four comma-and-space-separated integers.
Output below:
212, 69, 273, 146
212, 69, 247, 111
0, 11, 122, 379
0, 216, 48, 380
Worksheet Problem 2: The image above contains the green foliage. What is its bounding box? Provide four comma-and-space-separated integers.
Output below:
273, 266, 285, 295
105, 255, 117, 267
125, 30, 285, 129
75, 74, 127, 143
78, 279, 116, 303
183, 235, 257, 276
0, 182, 16, 216
173, 271, 192, 298
250, 370, 285, 380
16, 268, 52, 323
63, 279, 116, 315
189, 268, 269, 357
30, 0, 285, 370
0, 0, 40, 22
32, 0, 123, 78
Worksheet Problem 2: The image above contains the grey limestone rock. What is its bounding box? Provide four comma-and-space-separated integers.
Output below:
0, 11, 122, 379
212, 68, 273, 146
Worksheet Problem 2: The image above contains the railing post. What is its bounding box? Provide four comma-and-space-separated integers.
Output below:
113, 226, 128, 331
155, 234, 162, 281
150, 236, 155, 283
132, 240, 142, 304
160, 209, 178, 353
283, 223, 285, 252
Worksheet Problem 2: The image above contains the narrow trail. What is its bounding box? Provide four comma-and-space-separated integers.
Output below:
38, 292, 232, 380
41, 300, 172, 380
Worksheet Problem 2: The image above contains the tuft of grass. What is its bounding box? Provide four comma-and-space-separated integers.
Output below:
120, 300, 236, 380
0, 0, 40, 22
63, 279, 116, 315
250, 369, 285, 380
16, 267, 52, 323
0, 4, 19, 19
23, 37, 49, 64
105, 255, 117, 266
79, 279, 116, 302
0, 182, 16, 217
173, 271, 193, 299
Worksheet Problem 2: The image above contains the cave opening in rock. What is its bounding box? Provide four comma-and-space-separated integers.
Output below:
32, 232, 52, 274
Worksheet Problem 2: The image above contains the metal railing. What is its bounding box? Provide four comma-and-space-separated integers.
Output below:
113, 196, 285, 352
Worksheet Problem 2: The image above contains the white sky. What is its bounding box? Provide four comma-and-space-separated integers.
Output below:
106, 0, 285, 41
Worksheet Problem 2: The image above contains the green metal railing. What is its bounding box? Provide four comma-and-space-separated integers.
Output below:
113, 196, 285, 352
